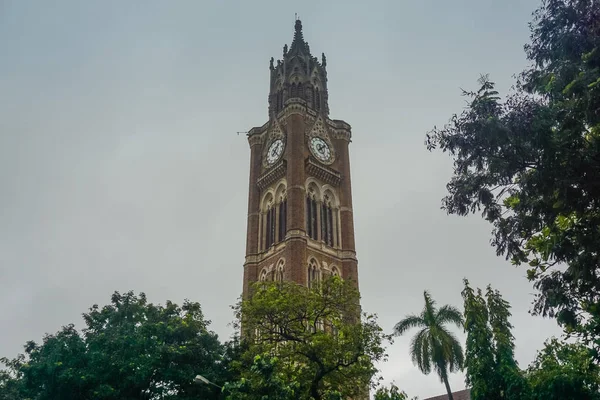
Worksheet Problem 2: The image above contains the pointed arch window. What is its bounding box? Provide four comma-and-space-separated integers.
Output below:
315, 89, 321, 112
290, 84, 297, 98
331, 266, 340, 277
306, 193, 318, 240
265, 204, 276, 249
275, 260, 285, 282
277, 90, 283, 112
307, 86, 314, 108
321, 195, 335, 247
308, 259, 320, 289
259, 268, 269, 282
278, 196, 287, 242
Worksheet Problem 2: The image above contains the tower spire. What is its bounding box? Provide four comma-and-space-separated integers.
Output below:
289, 18, 309, 56
268, 19, 329, 117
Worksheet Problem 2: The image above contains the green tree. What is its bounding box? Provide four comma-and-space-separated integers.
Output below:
0, 355, 24, 400
235, 276, 388, 400
527, 338, 600, 400
0, 291, 226, 400
425, 0, 600, 352
462, 281, 496, 400
393, 291, 464, 400
373, 383, 417, 400
222, 354, 300, 400
486, 287, 530, 399
462, 280, 530, 400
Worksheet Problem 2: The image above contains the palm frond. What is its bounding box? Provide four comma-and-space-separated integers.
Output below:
410, 328, 432, 374
434, 325, 464, 372
435, 304, 464, 329
422, 291, 438, 322
448, 336, 465, 372
393, 314, 425, 336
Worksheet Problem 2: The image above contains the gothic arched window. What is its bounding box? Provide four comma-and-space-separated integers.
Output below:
315, 88, 321, 112
277, 90, 283, 112
259, 268, 269, 282
308, 259, 320, 289
307, 86, 314, 108
275, 259, 285, 282
278, 196, 287, 243
321, 195, 335, 247
306, 192, 318, 240
265, 203, 276, 249
331, 266, 340, 277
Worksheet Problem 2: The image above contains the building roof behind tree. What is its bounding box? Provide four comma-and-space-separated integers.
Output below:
423, 389, 470, 400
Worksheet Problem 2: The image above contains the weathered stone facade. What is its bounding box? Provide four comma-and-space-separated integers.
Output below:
243, 19, 359, 297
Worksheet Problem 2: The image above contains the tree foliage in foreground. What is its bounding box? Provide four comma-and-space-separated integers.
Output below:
232, 277, 389, 400
393, 291, 464, 400
373, 383, 413, 400
426, 0, 600, 353
222, 354, 300, 400
0, 291, 226, 400
462, 280, 529, 400
527, 337, 600, 400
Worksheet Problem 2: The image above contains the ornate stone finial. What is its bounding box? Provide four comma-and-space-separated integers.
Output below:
321, 52, 327, 67
269, 57, 274, 70
283, 44, 288, 55
293, 19, 304, 43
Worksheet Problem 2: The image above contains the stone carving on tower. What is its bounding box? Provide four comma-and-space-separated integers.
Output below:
243, 19, 358, 298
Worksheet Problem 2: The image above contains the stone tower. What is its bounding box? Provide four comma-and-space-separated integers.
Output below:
243, 19, 358, 296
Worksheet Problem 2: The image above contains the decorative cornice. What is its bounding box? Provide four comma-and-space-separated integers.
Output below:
307, 239, 339, 257
248, 134, 264, 147
248, 121, 269, 136
331, 130, 351, 141
278, 101, 311, 119
305, 239, 357, 261
329, 119, 352, 141
257, 160, 286, 191
339, 250, 358, 262
244, 255, 260, 265
306, 158, 341, 186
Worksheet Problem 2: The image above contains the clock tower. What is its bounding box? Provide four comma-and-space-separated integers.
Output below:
243, 19, 358, 296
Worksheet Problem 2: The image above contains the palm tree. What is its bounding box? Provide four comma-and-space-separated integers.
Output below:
393, 291, 464, 400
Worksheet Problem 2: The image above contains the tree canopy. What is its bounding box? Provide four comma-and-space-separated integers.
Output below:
426, 0, 600, 353
373, 383, 413, 400
462, 280, 529, 400
527, 337, 600, 400
232, 277, 389, 400
0, 291, 226, 400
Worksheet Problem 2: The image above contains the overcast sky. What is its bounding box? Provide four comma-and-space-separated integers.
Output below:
0, 1, 562, 398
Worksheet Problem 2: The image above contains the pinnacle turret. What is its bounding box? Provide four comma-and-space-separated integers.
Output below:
268, 20, 329, 117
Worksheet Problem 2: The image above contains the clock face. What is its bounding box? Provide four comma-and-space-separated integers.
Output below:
266, 139, 284, 165
310, 137, 332, 162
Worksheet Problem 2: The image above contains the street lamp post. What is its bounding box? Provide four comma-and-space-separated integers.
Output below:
194, 374, 222, 399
